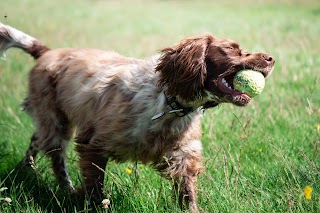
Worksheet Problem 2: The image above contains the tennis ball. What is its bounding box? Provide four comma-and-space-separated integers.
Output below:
233, 70, 265, 97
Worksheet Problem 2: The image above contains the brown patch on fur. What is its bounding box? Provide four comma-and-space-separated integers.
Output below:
156, 35, 214, 101
26, 40, 50, 59
75, 127, 95, 145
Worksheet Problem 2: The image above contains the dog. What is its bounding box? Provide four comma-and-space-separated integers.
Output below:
0, 22, 274, 212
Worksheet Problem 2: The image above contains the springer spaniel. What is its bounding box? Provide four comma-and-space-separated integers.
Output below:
0, 22, 274, 212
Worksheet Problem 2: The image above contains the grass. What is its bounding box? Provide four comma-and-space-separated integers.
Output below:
1, 0, 319, 212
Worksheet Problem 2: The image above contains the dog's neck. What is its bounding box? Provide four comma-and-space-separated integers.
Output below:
172, 93, 219, 113
165, 94, 194, 117
151, 88, 219, 121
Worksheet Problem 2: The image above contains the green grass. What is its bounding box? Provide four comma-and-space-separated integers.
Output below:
1, 0, 319, 212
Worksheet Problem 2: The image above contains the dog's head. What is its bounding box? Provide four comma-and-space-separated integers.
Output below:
156, 34, 275, 106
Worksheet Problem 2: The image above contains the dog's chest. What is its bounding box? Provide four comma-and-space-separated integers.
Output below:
108, 113, 201, 164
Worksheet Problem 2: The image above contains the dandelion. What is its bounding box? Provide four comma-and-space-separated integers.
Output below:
258, 148, 263, 153
101, 198, 110, 209
316, 124, 320, 131
125, 168, 132, 175
304, 185, 312, 200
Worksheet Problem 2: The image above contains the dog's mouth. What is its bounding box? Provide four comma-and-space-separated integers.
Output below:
217, 71, 251, 106
216, 66, 271, 106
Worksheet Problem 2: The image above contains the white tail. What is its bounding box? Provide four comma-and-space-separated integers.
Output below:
0, 22, 49, 59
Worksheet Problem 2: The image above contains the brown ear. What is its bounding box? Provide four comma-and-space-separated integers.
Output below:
156, 35, 214, 101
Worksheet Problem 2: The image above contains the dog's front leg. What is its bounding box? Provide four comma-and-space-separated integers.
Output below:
76, 134, 107, 200
78, 149, 108, 199
173, 156, 202, 212
155, 140, 203, 212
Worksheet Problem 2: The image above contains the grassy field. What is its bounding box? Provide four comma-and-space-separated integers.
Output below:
1, 0, 319, 212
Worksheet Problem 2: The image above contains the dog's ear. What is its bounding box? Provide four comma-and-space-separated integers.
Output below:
156, 35, 214, 101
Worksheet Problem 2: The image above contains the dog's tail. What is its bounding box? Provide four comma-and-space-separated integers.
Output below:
0, 22, 50, 59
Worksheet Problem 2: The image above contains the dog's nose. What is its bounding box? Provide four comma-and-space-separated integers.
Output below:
262, 54, 275, 65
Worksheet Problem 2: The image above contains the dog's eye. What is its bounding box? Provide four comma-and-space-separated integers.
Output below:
226, 46, 241, 56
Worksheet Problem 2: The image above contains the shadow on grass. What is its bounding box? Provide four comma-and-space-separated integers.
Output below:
0, 162, 102, 213
0, 159, 182, 212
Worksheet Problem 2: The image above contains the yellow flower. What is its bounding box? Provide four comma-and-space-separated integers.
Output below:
258, 148, 263, 153
316, 124, 320, 131
304, 185, 312, 200
125, 168, 132, 175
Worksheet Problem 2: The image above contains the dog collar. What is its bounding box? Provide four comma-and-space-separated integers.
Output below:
151, 93, 194, 121
151, 91, 219, 121
165, 95, 194, 117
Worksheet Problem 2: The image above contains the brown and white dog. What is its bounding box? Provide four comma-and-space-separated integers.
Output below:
0, 22, 274, 211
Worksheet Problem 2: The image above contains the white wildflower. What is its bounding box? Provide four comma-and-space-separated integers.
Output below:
101, 198, 110, 209
0, 187, 8, 192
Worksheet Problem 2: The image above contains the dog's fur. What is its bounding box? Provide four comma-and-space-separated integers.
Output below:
0, 22, 274, 211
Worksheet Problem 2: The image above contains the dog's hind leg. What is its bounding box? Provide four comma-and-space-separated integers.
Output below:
22, 132, 40, 167
23, 105, 74, 191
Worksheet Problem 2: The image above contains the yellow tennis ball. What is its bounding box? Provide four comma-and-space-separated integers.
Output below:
233, 70, 265, 97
